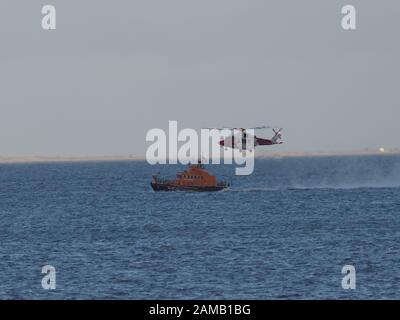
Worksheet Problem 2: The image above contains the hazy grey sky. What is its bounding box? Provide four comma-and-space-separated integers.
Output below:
0, 1, 399, 156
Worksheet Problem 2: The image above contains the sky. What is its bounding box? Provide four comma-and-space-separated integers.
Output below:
0, 0, 399, 156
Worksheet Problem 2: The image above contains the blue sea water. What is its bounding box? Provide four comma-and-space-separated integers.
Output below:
0, 155, 400, 299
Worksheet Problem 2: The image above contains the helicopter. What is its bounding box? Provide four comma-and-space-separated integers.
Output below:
208, 125, 283, 152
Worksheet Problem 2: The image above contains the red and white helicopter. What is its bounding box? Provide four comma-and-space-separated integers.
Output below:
209, 125, 283, 152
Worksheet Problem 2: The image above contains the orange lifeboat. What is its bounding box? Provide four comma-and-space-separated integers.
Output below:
151, 161, 229, 192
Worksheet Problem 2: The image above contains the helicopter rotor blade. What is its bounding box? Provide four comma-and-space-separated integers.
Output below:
202, 127, 230, 130
203, 125, 282, 131
248, 125, 282, 130
210, 126, 245, 130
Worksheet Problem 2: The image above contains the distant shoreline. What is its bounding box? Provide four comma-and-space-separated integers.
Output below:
1, 150, 400, 164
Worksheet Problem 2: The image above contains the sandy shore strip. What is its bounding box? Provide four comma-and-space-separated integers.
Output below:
1, 150, 400, 164
0, 155, 142, 164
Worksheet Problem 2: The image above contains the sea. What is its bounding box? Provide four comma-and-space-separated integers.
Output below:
1, 155, 400, 299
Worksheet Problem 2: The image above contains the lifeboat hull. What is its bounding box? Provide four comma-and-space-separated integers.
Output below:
151, 182, 227, 192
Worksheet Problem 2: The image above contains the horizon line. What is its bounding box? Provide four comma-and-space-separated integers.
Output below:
1, 149, 400, 164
